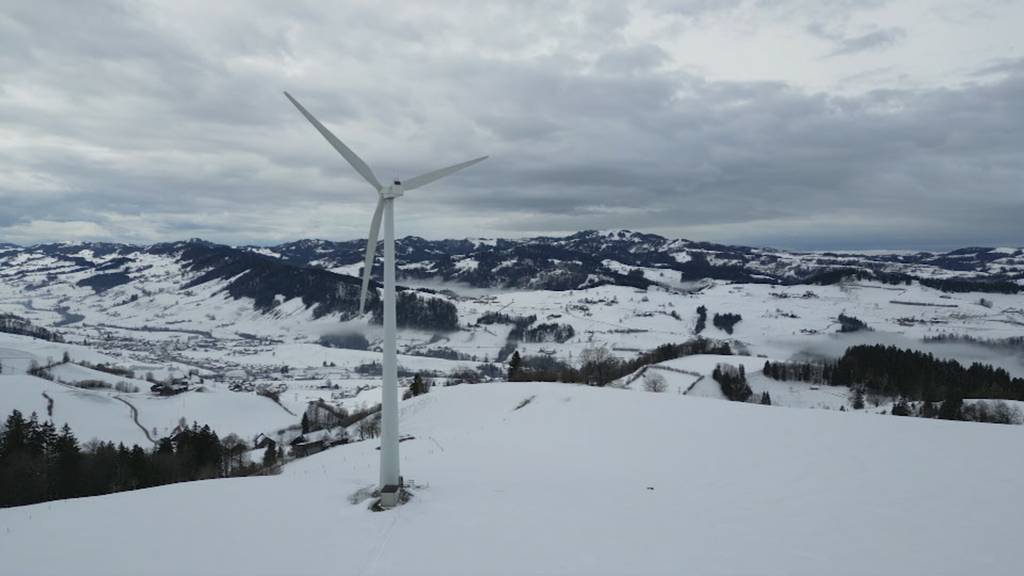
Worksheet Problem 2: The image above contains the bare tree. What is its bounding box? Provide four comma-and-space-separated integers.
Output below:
579, 346, 619, 386
221, 433, 248, 474
643, 371, 668, 393
357, 414, 381, 439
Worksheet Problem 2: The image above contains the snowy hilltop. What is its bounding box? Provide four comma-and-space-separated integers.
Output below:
2, 382, 1022, 575
1, 231, 1023, 575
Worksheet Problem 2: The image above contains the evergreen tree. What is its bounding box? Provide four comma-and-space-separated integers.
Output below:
938, 391, 964, 421
713, 364, 752, 402
1, 410, 28, 459
760, 391, 772, 405
411, 373, 429, 396
891, 398, 912, 416
263, 443, 278, 469
712, 312, 742, 335
508, 351, 523, 381
852, 387, 865, 410
25, 412, 44, 457
695, 305, 707, 334
51, 424, 80, 500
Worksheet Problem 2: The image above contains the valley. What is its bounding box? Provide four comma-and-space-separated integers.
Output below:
0, 231, 1021, 451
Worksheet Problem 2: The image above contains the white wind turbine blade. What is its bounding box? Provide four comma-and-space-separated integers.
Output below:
284, 91, 383, 192
359, 196, 385, 314
402, 156, 489, 191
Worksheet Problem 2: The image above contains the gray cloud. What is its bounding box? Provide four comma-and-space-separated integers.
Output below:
826, 27, 907, 56
0, 1, 1021, 251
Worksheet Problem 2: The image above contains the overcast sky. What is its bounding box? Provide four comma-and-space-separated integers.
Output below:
1, 0, 1021, 250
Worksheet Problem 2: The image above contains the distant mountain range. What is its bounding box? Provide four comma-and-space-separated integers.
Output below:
2, 231, 1022, 301
249, 230, 1024, 292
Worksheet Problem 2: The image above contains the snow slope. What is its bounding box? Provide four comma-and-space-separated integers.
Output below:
127, 387, 296, 439
1, 381, 1021, 576
0, 375, 147, 445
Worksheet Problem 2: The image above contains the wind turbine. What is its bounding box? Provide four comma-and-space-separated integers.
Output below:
284, 91, 487, 506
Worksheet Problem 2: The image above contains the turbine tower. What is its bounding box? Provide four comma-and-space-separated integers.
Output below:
285, 91, 487, 506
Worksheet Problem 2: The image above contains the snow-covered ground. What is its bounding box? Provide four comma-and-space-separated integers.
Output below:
2, 273, 1022, 452
0, 375, 148, 445
1, 381, 1021, 575
126, 387, 297, 440
615, 354, 857, 410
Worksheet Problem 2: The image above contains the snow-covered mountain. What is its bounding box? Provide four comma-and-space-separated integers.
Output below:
1, 232, 1020, 332
2, 230, 1023, 576
255, 230, 1024, 291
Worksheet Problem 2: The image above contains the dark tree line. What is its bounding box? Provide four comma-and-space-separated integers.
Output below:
507, 337, 733, 386
507, 351, 579, 383
713, 363, 752, 401
1, 411, 271, 508
799, 267, 1021, 294
837, 313, 869, 333
301, 400, 350, 434
0, 313, 64, 342
489, 313, 568, 362
924, 334, 1024, 350
414, 347, 474, 361
762, 360, 834, 384
694, 305, 707, 334
319, 331, 370, 350
763, 344, 1024, 405
713, 313, 742, 335
831, 345, 1024, 402
478, 312, 536, 326
520, 323, 575, 343
372, 291, 459, 331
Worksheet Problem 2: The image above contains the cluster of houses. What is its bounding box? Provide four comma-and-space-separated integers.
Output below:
149, 372, 203, 396
252, 426, 349, 459
150, 381, 190, 396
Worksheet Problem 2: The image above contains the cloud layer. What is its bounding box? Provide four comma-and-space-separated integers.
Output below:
0, 0, 1021, 250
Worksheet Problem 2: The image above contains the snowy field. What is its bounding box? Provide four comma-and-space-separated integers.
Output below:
0, 375, 148, 446
126, 387, 297, 440
3, 274, 1023, 452
1, 381, 1021, 576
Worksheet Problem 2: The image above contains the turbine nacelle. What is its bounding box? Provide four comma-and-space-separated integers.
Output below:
381, 182, 405, 199
285, 90, 487, 317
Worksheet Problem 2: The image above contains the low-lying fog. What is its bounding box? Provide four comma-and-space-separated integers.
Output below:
784, 332, 1024, 378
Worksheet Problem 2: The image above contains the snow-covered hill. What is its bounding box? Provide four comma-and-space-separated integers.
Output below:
1, 231, 1022, 479
1, 381, 1021, 576
2, 232, 1021, 310
257, 230, 1024, 290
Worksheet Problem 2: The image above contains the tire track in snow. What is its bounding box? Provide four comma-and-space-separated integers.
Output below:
113, 396, 157, 446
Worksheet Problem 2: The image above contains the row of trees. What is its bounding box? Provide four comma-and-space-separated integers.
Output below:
520, 323, 575, 343
301, 400, 350, 434
764, 346, 1024, 403
1, 411, 275, 508
694, 306, 743, 336
0, 313, 64, 342
371, 291, 459, 331
712, 313, 742, 335
507, 337, 733, 386
837, 313, 869, 333
887, 396, 1021, 424
712, 363, 752, 401
762, 360, 834, 384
